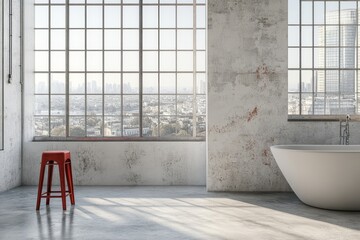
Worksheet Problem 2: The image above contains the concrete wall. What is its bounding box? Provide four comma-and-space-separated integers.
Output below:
0, 0, 22, 192
207, 0, 360, 191
21, 1, 206, 186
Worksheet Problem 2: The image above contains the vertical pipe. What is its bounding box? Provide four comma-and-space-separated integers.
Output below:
139, 0, 143, 137
65, 0, 70, 137
192, 0, 196, 137
8, 0, 12, 84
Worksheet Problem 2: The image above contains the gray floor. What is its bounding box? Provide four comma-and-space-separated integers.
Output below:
1, 187, 360, 240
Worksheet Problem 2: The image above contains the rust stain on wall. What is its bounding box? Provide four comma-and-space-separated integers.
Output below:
247, 107, 258, 122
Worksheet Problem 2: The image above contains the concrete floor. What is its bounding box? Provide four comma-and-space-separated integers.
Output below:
1, 187, 360, 240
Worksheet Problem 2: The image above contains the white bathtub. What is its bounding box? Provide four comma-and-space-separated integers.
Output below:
271, 145, 360, 210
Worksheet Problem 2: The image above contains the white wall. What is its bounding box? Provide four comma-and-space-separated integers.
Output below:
22, 1, 206, 186
0, 0, 22, 192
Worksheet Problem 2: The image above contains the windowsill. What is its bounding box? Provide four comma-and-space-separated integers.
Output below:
32, 136, 206, 142
288, 115, 360, 122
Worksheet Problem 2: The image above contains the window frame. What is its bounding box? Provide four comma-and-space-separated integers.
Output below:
288, 0, 360, 121
33, 0, 206, 141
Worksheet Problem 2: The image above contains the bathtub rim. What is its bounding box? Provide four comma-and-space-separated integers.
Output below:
271, 144, 360, 153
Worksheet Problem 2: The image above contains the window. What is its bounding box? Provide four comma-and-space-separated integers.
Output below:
34, 0, 206, 139
288, 0, 360, 117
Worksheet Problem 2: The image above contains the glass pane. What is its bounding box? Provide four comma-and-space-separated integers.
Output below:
196, 51, 205, 72
197, 6, 206, 28
301, 26, 312, 47
87, 95, 103, 115
143, 30, 158, 50
340, 1, 356, 25
87, 6, 103, 28
143, 6, 158, 28
123, 30, 139, 50
326, 48, 339, 68
105, 95, 121, 115
35, 30, 49, 50
35, 95, 49, 115
177, 73, 193, 94
86, 116, 103, 136
51, 73, 66, 94
143, 51, 158, 71
104, 117, 122, 136
160, 95, 175, 115
104, 30, 121, 50
340, 48, 355, 68
301, 70, 313, 93
50, 117, 66, 137
51, 95, 66, 116
314, 1, 324, 24
160, 51, 176, 71
288, 0, 299, 24
340, 70, 355, 94
288, 70, 300, 93
177, 30, 193, 50
176, 116, 192, 136
160, 73, 176, 94
123, 95, 139, 116
326, 2, 339, 24
35, 6, 49, 28
87, 30, 103, 50
123, 117, 140, 136
177, 6, 193, 28
143, 73, 158, 94
340, 26, 357, 47
160, 30, 176, 50
69, 51, 85, 71
196, 115, 206, 137
51, 30, 66, 50
160, 6, 175, 28
160, 116, 176, 137
51, 6, 66, 28
315, 70, 325, 93
104, 51, 121, 71
87, 73, 103, 94
104, 73, 121, 94
51, 51, 66, 71
326, 26, 339, 46
69, 6, 85, 28
143, 95, 158, 115
105, 6, 121, 28
314, 48, 325, 68
35, 51, 49, 71
177, 95, 194, 116
123, 73, 139, 93
69, 117, 86, 137
314, 26, 324, 47
326, 70, 339, 92
35, 117, 49, 136
123, 51, 139, 71
143, 116, 158, 137
301, 1, 312, 25
123, 6, 139, 28
177, 51, 193, 71
301, 93, 313, 115
196, 29, 206, 50
314, 93, 325, 115
35, 73, 49, 94
288, 93, 300, 115
197, 95, 206, 115
69, 95, 85, 115
87, 51, 103, 71
196, 73, 206, 94
288, 48, 299, 69
70, 30, 85, 50
301, 48, 312, 69
69, 73, 85, 94
288, 26, 299, 47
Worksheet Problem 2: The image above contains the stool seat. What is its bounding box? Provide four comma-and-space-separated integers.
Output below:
36, 150, 75, 210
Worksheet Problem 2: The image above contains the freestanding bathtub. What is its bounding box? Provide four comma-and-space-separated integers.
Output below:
271, 145, 360, 210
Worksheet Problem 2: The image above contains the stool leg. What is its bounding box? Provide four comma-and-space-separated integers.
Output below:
46, 161, 54, 205
58, 163, 67, 210
36, 162, 47, 210
65, 161, 75, 205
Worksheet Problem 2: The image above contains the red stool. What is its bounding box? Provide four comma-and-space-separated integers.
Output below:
36, 151, 75, 210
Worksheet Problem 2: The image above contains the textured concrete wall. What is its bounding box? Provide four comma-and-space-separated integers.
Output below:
207, 0, 360, 191
22, 142, 205, 185
0, 0, 22, 192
